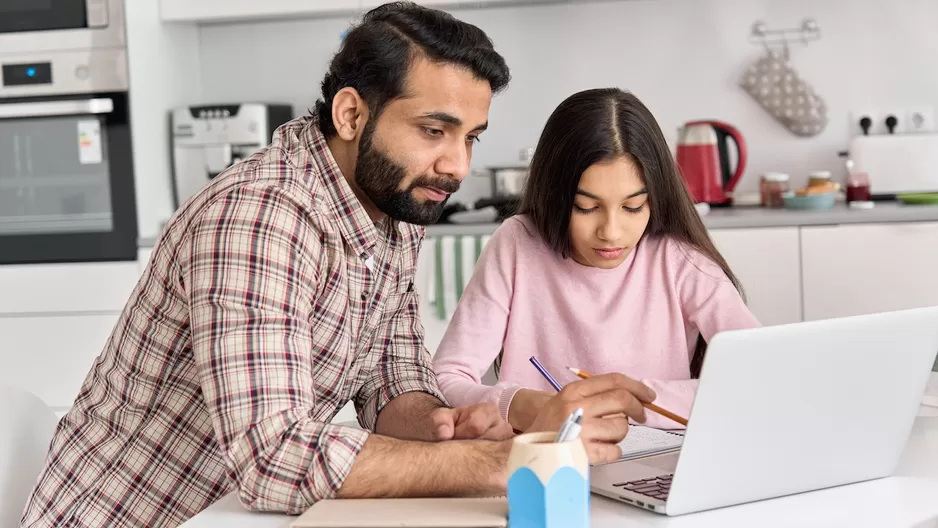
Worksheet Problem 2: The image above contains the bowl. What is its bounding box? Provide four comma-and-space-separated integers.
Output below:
783, 191, 836, 211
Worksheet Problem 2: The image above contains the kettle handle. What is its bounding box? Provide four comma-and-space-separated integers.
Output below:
685, 120, 748, 192
713, 122, 747, 192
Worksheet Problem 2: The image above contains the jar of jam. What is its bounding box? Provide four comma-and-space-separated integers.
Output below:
845, 171, 873, 205
761, 172, 790, 208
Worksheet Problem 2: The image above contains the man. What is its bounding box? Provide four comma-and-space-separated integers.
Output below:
21, 3, 655, 527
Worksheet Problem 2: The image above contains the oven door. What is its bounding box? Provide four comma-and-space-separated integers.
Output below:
0, 92, 137, 265
0, 0, 108, 33
0, 0, 101, 34
0, 1, 124, 54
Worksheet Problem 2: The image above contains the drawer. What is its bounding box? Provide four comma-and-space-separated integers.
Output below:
0, 261, 140, 314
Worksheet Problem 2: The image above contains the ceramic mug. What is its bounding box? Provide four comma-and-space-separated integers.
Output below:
506, 431, 590, 528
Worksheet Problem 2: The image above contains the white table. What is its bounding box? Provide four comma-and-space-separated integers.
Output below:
181, 412, 938, 528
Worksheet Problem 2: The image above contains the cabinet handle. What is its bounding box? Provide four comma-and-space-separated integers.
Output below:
0, 98, 113, 119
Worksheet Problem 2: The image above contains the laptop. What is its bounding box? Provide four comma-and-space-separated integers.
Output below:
590, 306, 938, 516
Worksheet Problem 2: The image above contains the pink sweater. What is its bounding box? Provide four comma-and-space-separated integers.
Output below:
432, 216, 760, 430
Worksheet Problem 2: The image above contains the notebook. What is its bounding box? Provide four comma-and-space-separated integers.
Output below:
291, 497, 508, 528
615, 425, 684, 461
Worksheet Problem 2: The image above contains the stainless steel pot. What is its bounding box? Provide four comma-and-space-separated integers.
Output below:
488, 166, 528, 197
476, 148, 534, 198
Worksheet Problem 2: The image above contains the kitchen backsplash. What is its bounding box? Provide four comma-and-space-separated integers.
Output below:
194, 0, 938, 205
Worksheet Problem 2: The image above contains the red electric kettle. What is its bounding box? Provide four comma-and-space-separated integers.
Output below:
675, 120, 748, 206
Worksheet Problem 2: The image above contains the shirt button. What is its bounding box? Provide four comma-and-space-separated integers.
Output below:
361, 292, 368, 300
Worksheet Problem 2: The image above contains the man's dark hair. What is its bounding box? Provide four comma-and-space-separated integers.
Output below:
314, 1, 511, 138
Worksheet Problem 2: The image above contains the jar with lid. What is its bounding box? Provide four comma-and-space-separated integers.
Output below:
808, 170, 832, 188
760, 172, 790, 208
845, 171, 873, 206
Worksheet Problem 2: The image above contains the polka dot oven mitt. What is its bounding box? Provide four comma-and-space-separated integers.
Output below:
739, 50, 828, 137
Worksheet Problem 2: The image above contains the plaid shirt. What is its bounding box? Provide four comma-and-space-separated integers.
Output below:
21, 115, 445, 528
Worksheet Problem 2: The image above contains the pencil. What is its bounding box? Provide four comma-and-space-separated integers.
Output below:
566, 367, 689, 427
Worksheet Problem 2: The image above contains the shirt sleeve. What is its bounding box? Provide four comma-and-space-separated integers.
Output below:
432, 222, 523, 421
640, 244, 761, 430
354, 284, 449, 431
182, 183, 370, 514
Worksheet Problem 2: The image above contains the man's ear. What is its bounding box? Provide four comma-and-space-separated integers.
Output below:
331, 87, 370, 142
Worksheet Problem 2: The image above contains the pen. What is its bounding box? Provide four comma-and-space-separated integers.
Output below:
529, 356, 563, 392
556, 407, 583, 442
559, 409, 583, 443
567, 366, 689, 427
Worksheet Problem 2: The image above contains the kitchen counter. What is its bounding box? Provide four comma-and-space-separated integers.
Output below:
138, 202, 938, 248
424, 201, 938, 237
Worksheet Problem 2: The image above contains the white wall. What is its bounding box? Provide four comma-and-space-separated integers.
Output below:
194, 0, 938, 206
125, 0, 203, 239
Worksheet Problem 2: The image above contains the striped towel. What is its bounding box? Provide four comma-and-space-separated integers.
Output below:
425, 234, 493, 321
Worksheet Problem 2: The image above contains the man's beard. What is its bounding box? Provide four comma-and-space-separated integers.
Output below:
354, 123, 459, 226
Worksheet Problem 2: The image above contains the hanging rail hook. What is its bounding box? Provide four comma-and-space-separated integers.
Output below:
749, 18, 821, 53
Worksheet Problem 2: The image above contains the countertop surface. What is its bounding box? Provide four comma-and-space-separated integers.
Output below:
180, 412, 938, 528
138, 202, 938, 248
423, 201, 938, 237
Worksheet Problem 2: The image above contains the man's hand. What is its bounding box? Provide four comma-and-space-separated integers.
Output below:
430, 403, 514, 441
528, 373, 656, 464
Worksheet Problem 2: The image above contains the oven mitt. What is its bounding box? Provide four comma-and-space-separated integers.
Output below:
739, 50, 828, 137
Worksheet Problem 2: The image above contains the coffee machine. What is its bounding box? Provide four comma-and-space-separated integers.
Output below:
171, 103, 293, 207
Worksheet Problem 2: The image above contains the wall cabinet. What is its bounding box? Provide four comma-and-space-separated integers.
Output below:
800, 222, 938, 321
162, 0, 600, 23
160, 0, 361, 23
362, 0, 530, 7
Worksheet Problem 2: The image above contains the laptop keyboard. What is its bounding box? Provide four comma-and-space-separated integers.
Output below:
613, 474, 673, 501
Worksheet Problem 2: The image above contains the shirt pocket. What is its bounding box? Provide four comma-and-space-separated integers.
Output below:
394, 240, 418, 295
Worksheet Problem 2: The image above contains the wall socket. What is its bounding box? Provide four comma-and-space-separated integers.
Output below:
905, 106, 935, 133
849, 109, 882, 136
849, 106, 935, 136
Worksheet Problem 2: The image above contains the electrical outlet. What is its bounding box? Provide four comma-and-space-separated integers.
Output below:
849, 109, 881, 136
880, 108, 905, 135
906, 106, 935, 133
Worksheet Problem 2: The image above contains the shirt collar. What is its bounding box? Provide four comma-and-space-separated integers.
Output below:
301, 115, 392, 259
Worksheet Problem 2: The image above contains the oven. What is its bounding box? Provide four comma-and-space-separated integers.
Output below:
0, 1, 124, 55
0, 0, 136, 265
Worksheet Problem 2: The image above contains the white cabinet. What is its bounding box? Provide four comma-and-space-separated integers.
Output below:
362, 0, 520, 7
0, 314, 118, 412
709, 227, 802, 326
160, 0, 361, 23
0, 262, 140, 315
801, 222, 938, 321
138, 248, 154, 276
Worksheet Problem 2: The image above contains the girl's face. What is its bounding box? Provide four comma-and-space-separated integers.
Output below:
569, 155, 650, 269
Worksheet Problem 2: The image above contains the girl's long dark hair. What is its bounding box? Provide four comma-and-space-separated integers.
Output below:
516, 87, 744, 377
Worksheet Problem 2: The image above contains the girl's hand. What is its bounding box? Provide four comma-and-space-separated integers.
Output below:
528, 373, 655, 464
507, 389, 553, 432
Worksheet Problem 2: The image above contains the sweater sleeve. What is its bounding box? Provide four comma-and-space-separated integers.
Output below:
640, 243, 761, 430
432, 221, 524, 420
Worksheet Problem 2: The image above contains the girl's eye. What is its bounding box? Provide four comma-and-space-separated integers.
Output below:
624, 202, 646, 213
573, 204, 597, 214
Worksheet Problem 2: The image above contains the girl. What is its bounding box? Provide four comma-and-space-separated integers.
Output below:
432, 88, 760, 432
